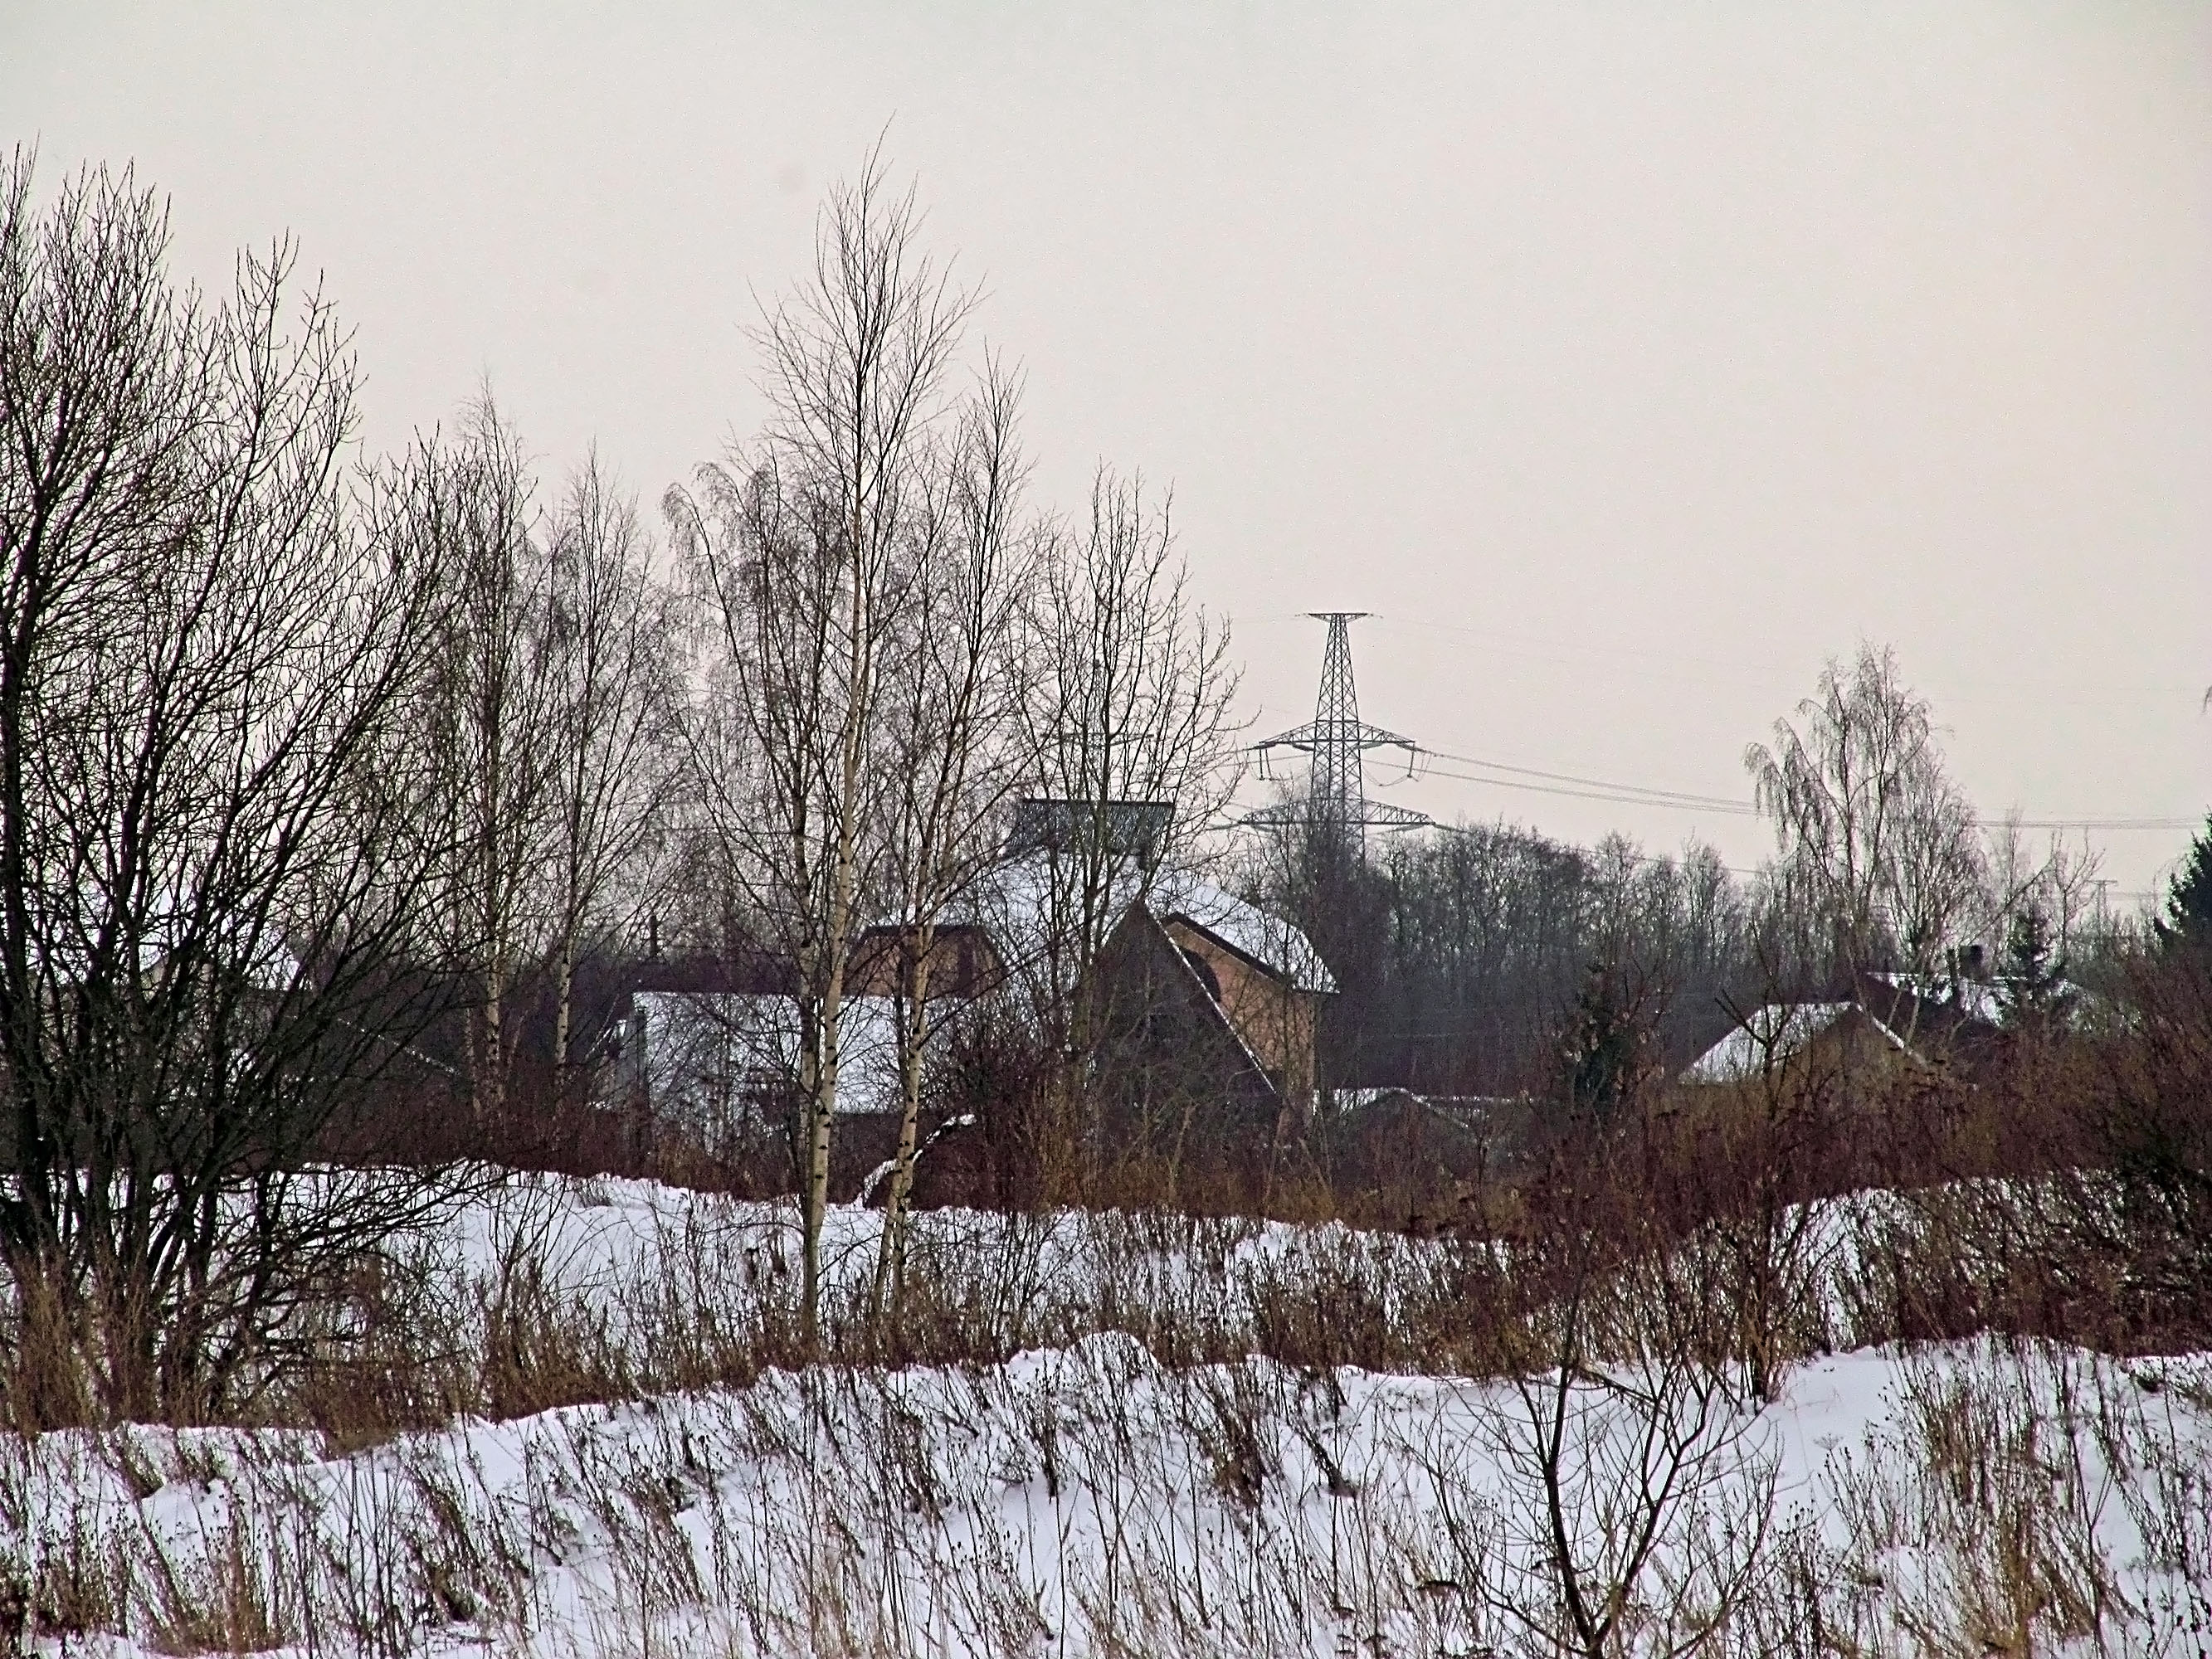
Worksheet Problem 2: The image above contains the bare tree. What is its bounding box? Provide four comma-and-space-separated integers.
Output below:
1264, 819, 1756, 1101
873, 360, 1036, 1314
1889, 775, 1985, 980
1480, 1344, 1775, 1658
998, 467, 1241, 1194
1747, 645, 1982, 981
673, 463, 859, 1258
406, 392, 558, 1117
542, 452, 679, 1087
669, 151, 971, 1345
0, 152, 454, 1420
1469, 1160, 1777, 1658
1984, 810, 2104, 966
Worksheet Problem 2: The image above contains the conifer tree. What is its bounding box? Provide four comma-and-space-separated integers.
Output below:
1998, 901, 2073, 1030
2156, 815, 2212, 955
1560, 960, 1659, 1118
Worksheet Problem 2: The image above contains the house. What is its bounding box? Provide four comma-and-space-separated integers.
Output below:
1679, 1000, 1914, 1092
1680, 968, 2013, 1097
1319, 1088, 1541, 1225
953, 798, 1334, 1112
1086, 887, 1335, 1118
616, 802, 1334, 1199
623, 971, 953, 1196
1856, 967, 2070, 1048
972, 844, 1336, 1111
846, 922, 1005, 1000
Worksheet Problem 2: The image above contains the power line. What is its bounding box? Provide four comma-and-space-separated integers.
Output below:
1410, 748, 2196, 831
1361, 615, 2210, 708
1414, 762, 1754, 815
1998, 818, 2198, 832
1418, 750, 1755, 814
1241, 618, 2200, 835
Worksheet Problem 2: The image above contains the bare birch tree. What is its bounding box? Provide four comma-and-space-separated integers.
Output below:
542, 453, 679, 1088
1746, 645, 1981, 981
1000, 467, 1241, 1194
407, 392, 558, 1117
872, 360, 1036, 1314
669, 152, 971, 1345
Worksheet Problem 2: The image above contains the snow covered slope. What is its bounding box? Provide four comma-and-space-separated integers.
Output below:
3, 1175, 2205, 1657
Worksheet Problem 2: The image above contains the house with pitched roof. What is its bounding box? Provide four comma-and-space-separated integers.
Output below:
1679, 968, 2021, 1098
620, 800, 1335, 1196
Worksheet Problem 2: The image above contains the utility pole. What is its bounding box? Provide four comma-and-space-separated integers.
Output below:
1250, 613, 1426, 859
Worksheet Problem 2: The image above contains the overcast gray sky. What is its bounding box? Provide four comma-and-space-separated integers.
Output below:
7, 1, 2209, 902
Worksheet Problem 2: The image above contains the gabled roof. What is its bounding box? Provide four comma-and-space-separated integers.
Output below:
1866, 971, 2009, 1028
1105, 902, 1279, 1095
1861, 970, 2081, 1032
1158, 880, 1337, 995
960, 854, 1335, 995
1681, 1001, 1908, 1085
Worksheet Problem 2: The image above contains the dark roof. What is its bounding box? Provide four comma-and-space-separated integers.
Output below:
1005, 797, 1173, 866
627, 951, 794, 996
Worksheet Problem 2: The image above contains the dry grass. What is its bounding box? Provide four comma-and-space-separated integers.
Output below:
4, 1329, 2202, 1658
2, 954, 2209, 1654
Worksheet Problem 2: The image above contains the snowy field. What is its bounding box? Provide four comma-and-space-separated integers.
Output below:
3, 1175, 2208, 1657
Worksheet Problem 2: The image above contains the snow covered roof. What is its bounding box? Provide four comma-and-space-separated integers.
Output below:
960, 855, 1335, 995
1864, 971, 2078, 1029
1157, 879, 1337, 995
1681, 1001, 1907, 1085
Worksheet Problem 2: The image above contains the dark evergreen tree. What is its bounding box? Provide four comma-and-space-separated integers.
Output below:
1998, 901, 2073, 1031
1559, 959, 1661, 1119
2156, 815, 2212, 955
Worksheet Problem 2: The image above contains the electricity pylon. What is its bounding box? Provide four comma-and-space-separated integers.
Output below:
1249, 613, 1426, 858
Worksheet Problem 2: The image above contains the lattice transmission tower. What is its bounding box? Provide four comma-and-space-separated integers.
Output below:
1250, 613, 1426, 858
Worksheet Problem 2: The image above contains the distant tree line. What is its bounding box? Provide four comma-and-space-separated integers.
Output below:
1250, 643, 2117, 1101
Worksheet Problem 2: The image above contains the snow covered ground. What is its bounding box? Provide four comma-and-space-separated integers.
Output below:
4, 1175, 2207, 1657
425, 1171, 1466, 1370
